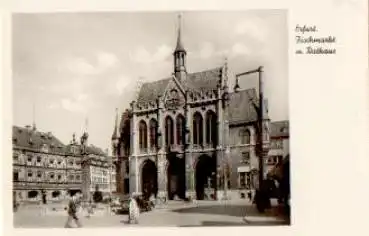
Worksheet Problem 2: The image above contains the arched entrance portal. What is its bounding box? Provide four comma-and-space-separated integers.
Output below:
141, 159, 158, 199
195, 155, 216, 200
167, 153, 186, 200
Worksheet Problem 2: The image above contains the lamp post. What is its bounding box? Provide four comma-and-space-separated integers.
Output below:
234, 66, 268, 212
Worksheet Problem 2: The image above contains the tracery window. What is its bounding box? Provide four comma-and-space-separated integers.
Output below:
149, 119, 158, 148
239, 128, 251, 144
176, 115, 185, 145
139, 120, 148, 150
193, 112, 203, 145
165, 116, 174, 146
205, 111, 217, 145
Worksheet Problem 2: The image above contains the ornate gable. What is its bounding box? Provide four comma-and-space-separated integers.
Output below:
163, 78, 185, 111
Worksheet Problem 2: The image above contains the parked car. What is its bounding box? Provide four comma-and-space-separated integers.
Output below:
112, 195, 152, 214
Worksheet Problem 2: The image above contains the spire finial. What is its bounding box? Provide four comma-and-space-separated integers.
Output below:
32, 103, 36, 131
174, 12, 185, 53
112, 108, 120, 140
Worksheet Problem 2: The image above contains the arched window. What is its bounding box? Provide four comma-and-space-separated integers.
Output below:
149, 119, 158, 148
205, 111, 217, 145
193, 112, 203, 145
139, 120, 148, 150
240, 128, 251, 144
165, 116, 174, 146
176, 114, 185, 145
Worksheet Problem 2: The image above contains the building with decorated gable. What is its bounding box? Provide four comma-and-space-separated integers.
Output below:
12, 124, 116, 203
112, 16, 277, 201
12, 125, 71, 202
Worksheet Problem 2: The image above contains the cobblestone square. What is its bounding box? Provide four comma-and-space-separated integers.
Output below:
14, 199, 289, 228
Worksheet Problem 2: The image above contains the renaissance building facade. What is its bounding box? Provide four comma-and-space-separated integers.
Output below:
112, 16, 280, 200
12, 125, 116, 203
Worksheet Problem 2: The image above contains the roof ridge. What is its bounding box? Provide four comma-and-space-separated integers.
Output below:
188, 66, 222, 75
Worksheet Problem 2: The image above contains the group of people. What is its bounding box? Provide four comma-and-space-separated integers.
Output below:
64, 192, 142, 228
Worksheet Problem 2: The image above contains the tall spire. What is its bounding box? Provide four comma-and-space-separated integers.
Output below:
32, 103, 36, 131
173, 13, 187, 81
112, 108, 119, 140
174, 13, 186, 53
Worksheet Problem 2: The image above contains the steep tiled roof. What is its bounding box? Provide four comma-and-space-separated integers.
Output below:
182, 67, 222, 91
228, 89, 259, 125
137, 67, 222, 103
12, 126, 65, 152
137, 78, 171, 103
87, 145, 107, 156
270, 120, 289, 138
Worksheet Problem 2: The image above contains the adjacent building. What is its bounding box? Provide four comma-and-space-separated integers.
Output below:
111, 16, 289, 200
266, 120, 290, 174
12, 125, 116, 203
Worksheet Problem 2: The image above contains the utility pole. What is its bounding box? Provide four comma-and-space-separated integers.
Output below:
234, 66, 268, 212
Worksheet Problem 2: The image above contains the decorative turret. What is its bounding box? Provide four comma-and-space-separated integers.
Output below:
112, 108, 120, 141
173, 13, 187, 82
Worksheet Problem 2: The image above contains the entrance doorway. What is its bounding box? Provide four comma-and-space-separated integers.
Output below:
167, 153, 186, 200
141, 159, 158, 199
195, 155, 216, 200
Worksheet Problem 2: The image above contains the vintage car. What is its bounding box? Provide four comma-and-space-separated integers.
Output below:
111, 195, 152, 214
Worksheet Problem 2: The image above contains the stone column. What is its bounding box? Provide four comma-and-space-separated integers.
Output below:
157, 98, 167, 198
157, 154, 167, 198
129, 157, 135, 194
129, 102, 139, 194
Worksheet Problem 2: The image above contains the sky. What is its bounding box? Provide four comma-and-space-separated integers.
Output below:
12, 11, 288, 154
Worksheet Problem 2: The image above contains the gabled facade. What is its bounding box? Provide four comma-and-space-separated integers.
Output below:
113, 16, 273, 200
12, 125, 116, 203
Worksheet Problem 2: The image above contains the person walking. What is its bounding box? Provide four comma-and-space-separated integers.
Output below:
86, 199, 93, 218
65, 193, 83, 228
128, 195, 140, 224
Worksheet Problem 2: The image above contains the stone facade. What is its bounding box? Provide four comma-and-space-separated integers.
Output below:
12, 125, 116, 203
112, 17, 279, 200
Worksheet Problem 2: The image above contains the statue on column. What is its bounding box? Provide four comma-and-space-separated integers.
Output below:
80, 132, 90, 202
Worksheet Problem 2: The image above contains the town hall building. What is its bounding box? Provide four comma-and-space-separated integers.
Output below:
111, 16, 287, 200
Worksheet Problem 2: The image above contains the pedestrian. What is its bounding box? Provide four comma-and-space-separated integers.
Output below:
247, 191, 252, 202
149, 194, 156, 209
128, 194, 140, 224
86, 199, 93, 218
64, 193, 83, 228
